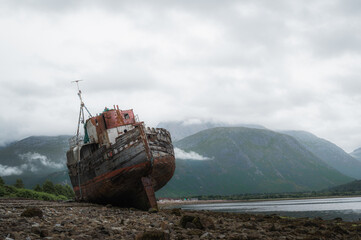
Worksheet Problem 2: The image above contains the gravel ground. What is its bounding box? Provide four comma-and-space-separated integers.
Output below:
1, 199, 361, 239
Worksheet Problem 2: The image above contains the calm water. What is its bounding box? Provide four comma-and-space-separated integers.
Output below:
180, 197, 361, 221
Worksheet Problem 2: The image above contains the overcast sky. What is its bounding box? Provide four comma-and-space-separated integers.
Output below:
0, 0, 360, 152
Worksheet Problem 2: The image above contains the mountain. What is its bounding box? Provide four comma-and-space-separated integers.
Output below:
350, 148, 361, 162
282, 131, 361, 179
327, 180, 361, 192
1, 129, 355, 196
0, 135, 70, 166
157, 127, 352, 197
157, 120, 266, 142
0, 136, 71, 187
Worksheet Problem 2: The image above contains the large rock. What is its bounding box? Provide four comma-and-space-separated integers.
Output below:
20, 207, 43, 218
135, 230, 169, 240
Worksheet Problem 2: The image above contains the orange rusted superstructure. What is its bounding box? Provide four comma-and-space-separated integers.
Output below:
66, 104, 175, 210
84, 107, 137, 147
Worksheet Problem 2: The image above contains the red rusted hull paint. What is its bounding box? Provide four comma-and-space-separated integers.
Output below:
73, 161, 150, 195
72, 156, 175, 210
67, 126, 175, 210
151, 155, 176, 191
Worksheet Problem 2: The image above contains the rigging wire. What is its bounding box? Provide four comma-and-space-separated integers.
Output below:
71, 79, 92, 200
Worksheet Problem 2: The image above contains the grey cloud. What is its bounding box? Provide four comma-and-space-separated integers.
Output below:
19, 152, 64, 171
174, 147, 212, 161
1, 0, 82, 13
309, 27, 361, 57
334, 0, 361, 15
329, 74, 361, 99
0, 0, 361, 152
0, 164, 23, 176
0, 152, 65, 177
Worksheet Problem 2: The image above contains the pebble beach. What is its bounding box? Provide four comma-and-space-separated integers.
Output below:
1, 199, 361, 239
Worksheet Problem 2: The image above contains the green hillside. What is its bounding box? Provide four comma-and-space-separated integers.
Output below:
157, 127, 353, 197
283, 131, 361, 179
327, 180, 361, 193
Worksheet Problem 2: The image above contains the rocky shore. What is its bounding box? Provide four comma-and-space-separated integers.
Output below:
1, 199, 361, 240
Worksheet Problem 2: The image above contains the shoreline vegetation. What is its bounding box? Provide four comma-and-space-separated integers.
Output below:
2, 176, 361, 205
0, 178, 74, 201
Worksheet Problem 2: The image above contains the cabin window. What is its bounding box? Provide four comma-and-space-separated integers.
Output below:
124, 113, 130, 119
124, 129, 128, 133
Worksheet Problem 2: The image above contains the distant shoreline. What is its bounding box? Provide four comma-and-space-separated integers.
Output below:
158, 194, 361, 208
159, 195, 361, 222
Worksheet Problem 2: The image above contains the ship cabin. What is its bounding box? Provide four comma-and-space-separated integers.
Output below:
67, 105, 140, 165
83, 105, 139, 148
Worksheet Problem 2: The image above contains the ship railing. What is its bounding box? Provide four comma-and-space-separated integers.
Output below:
68, 135, 84, 148
145, 127, 172, 143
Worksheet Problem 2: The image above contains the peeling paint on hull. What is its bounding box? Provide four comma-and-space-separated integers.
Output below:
67, 126, 175, 210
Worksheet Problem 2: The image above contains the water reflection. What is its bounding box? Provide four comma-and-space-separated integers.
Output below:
180, 197, 361, 221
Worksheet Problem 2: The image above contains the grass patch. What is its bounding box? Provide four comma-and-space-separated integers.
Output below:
279, 216, 295, 219
0, 185, 68, 201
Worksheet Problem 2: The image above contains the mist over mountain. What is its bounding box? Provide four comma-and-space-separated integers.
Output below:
282, 131, 361, 179
350, 148, 361, 162
0, 136, 70, 166
157, 127, 352, 197
0, 136, 70, 186
157, 120, 266, 142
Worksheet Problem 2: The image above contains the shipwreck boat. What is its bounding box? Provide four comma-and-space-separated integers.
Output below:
66, 82, 175, 210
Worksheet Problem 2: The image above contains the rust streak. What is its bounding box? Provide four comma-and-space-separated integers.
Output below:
73, 161, 149, 192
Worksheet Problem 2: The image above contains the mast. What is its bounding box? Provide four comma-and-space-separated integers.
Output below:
72, 80, 92, 144
71, 80, 92, 200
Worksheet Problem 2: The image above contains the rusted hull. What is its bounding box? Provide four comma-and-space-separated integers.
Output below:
67, 126, 175, 210
151, 156, 176, 191
147, 127, 175, 191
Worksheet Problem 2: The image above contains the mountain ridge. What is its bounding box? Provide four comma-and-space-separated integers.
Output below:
157, 120, 266, 142
350, 147, 361, 162
0, 127, 358, 197
282, 131, 361, 179
157, 127, 352, 197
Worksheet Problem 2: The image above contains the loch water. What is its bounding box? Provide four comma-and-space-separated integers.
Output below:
180, 197, 361, 221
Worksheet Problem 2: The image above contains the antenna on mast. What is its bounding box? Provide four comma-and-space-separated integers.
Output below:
72, 79, 83, 92
71, 80, 92, 118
